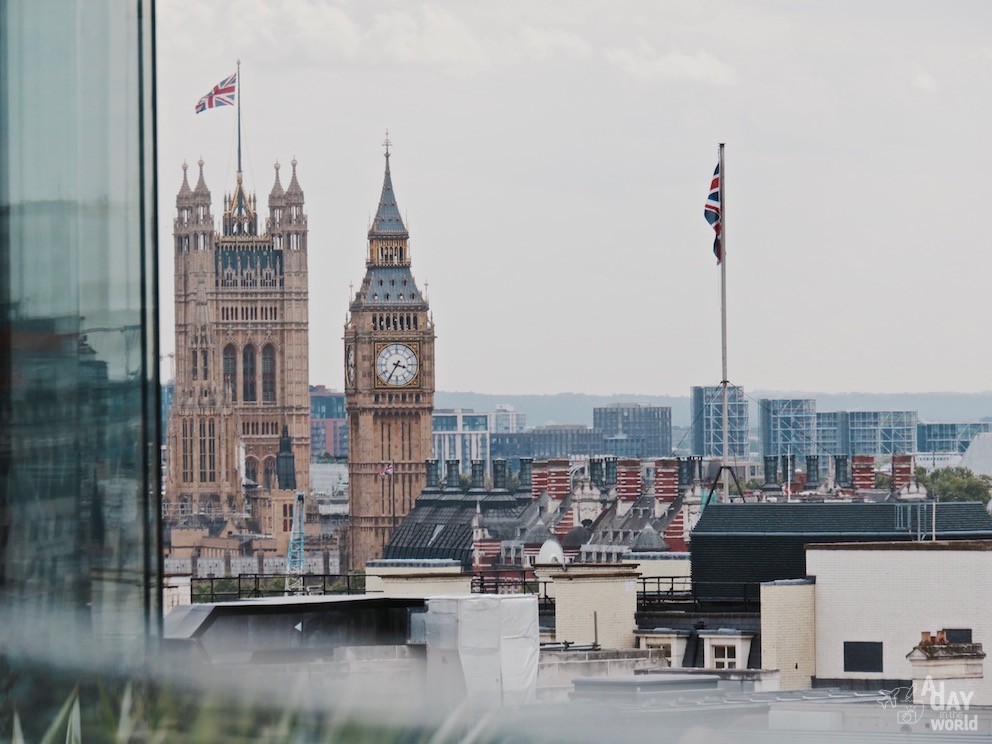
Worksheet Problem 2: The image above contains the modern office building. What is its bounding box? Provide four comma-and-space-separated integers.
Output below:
310, 385, 348, 458
816, 411, 850, 459
917, 422, 992, 454
1, 0, 161, 657
690, 386, 749, 460
594, 403, 672, 457
758, 399, 816, 458
848, 410, 918, 456
433, 409, 491, 475
492, 404, 526, 434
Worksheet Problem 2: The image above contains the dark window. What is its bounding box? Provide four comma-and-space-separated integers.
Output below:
262, 344, 276, 402
223, 345, 237, 402
245, 458, 258, 484
243, 345, 256, 401
198, 419, 207, 482
843, 642, 883, 673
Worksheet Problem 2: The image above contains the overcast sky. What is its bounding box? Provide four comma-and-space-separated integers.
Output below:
158, 1, 992, 397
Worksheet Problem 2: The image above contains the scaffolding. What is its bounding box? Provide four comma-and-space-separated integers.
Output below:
285, 490, 305, 595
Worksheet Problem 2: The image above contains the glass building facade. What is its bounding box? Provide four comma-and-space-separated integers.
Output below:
1, 0, 160, 663
690, 385, 749, 460
759, 398, 816, 458
816, 411, 851, 458
917, 422, 992, 454
594, 403, 673, 457
847, 410, 918, 456
432, 409, 492, 474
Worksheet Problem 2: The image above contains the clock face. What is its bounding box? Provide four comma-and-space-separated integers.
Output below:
346, 344, 355, 386
376, 343, 418, 386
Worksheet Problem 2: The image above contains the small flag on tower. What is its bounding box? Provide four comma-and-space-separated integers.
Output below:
704, 163, 722, 263
379, 463, 394, 477
195, 72, 237, 113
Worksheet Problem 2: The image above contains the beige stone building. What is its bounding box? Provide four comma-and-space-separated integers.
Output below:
345, 145, 435, 569
164, 158, 310, 530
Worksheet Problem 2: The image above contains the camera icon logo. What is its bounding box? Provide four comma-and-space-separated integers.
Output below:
897, 707, 924, 725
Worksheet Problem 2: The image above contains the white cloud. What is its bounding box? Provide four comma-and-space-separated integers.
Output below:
603, 41, 736, 85
162, 0, 597, 76
518, 26, 594, 62
913, 70, 937, 92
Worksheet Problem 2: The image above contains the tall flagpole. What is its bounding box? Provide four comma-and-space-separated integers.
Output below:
236, 59, 242, 174
719, 143, 729, 502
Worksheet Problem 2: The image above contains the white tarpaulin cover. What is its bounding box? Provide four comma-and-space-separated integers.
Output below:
425, 594, 539, 706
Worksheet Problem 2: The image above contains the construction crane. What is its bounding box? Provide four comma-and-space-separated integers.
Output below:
285, 491, 306, 595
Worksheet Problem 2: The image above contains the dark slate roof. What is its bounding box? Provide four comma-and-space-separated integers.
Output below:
352, 266, 427, 309
631, 523, 668, 552
369, 155, 407, 237
692, 501, 992, 537
385, 490, 526, 569
562, 525, 591, 548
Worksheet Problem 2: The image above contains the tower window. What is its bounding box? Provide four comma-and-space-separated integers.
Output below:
243, 345, 257, 402
223, 345, 237, 402
198, 419, 208, 482
181, 418, 193, 483
207, 418, 216, 482
201, 349, 208, 380
262, 344, 276, 403
245, 458, 258, 484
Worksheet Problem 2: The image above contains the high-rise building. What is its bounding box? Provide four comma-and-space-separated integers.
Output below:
917, 422, 992, 454
492, 403, 526, 434
816, 411, 850, 459
758, 398, 816, 458
310, 385, 348, 458
433, 409, 491, 474
344, 145, 435, 569
848, 410, 917, 456
594, 403, 672, 457
1, 0, 160, 657
163, 156, 311, 523
690, 386, 749, 460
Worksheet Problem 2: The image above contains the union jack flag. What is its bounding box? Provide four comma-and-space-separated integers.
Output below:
195, 73, 237, 114
379, 463, 394, 477
704, 163, 722, 264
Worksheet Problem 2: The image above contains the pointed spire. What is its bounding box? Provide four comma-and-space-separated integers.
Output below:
369, 134, 408, 237
178, 160, 192, 196
193, 157, 210, 196
285, 156, 303, 198
269, 160, 284, 198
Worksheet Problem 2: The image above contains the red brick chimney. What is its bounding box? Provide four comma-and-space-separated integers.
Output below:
654, 458, 679, 503
892, 454, 914, 491
851, 455, 875, 491
617, 459, 641, 501
546, 458, 571, 501
532, 461, 548, 499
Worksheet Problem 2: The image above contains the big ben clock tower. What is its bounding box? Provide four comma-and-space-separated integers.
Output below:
345, 138, 435, 569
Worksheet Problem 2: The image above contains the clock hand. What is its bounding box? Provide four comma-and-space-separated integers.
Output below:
387, 360, 401, 382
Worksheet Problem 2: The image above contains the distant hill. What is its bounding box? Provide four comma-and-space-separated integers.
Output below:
435, 392, 689, 427
436, 390, 992, 429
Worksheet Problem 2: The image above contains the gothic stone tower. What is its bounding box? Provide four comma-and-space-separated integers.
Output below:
165, 158, 310, 525
345, 146, 435, 568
